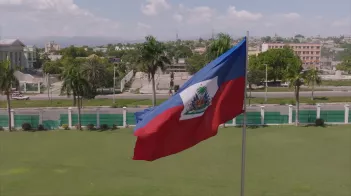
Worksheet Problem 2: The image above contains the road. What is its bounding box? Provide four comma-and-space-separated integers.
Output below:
1, 91, 351, 101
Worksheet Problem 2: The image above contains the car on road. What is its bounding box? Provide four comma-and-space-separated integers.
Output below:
11, 92, 29, 100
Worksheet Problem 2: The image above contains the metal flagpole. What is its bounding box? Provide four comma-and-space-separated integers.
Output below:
240, 31, 249, 196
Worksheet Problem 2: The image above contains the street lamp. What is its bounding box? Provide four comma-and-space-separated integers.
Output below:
263, 64, 268, 102
113, 64, 116, 104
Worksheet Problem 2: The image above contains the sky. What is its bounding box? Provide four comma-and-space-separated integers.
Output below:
0, 0, 350, 40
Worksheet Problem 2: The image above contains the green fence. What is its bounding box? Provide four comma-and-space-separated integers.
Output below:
126, 113, 136, 125
100, 114, 123, 127
292, 110, 316, 124
320, 111, 345, 123
43, 120, 61, 130
265, 112, 289, 124
236, 112, 261, 125
0, 115, 9, 127
14, 115, 39, 128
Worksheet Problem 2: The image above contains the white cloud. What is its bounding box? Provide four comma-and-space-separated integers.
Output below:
332, 17, 350, 27
0, 0, 119, 37
173, 13, 183, 23
141, 0, 170, 16
283, 13, 301, 19
137, 22, 151, 30
226, 6, 262, 21
175, 5, 216, 24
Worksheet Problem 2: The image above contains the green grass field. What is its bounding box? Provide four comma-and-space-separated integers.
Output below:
0, 126, 350, 196
1, 96, 351, 108
322, 80, 351, 86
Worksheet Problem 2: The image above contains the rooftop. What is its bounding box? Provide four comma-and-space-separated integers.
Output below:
0, 39, 25, 46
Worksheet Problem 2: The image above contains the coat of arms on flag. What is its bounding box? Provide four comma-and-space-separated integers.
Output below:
179, 76, 219, 121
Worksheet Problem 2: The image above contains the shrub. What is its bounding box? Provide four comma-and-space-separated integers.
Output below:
86, 124, 95, 131
22, 123, 32, 131
307, 100, 316, 105
315, 118, 325, 127
62, 124, 69, 130
0, 126, 4, 131
100, 124, 109, 130
75, 124, 82, 130
37, 124, 46, 131
112, 124, 118, 130
289, 100, 296, 106
174, 85, 180, 93
279, 101, 286, 105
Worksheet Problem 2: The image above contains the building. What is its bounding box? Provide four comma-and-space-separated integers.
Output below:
115, 46, 135, 51
261, 43, 322, 68
167, 58, 187, 73
45, 41, 60, 53
23, 45, 37, 69
0, 39, 26, 68
93, 47, 108, 53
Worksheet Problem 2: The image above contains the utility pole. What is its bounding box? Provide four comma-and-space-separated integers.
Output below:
264, 64, 268, 103
113, 64, 116, 104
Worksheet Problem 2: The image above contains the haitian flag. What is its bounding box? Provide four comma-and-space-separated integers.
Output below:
133, 37, 247, 161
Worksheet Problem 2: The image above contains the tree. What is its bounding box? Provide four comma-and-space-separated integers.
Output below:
283, 59, 304, 126
82, 56, 108, 98
61, 61, 91, 130
185, 53, 207, 74
0, 60, 19, 132
206, 33, 232, 62
305, 67, 322, 100
261, 36, 272, 42
336, 56, 351, 74
43, 61, 63, 74
258, 47, 298, 83
137, 35, 171, 106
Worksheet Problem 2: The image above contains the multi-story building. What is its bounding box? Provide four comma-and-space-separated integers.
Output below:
23, 45, 37, 69
45, 41, 60, 53
167, 58, 187, 73
261, 43, 322, 68
0, 39, 26, 68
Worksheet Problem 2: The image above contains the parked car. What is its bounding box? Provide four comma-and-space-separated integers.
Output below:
11, 92, 29, 100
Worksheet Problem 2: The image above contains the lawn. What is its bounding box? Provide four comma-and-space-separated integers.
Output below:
0, 126, 350, 196
322, 80, 351, 86
251, 87, 331, 92
1, 96, 351, 108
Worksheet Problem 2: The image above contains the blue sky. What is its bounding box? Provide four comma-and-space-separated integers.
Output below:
0, 0, 350, 40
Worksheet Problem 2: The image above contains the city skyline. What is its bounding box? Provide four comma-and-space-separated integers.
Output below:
0, 0, 350, 41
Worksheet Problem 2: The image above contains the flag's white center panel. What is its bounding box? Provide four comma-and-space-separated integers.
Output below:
179, 77, 219, 120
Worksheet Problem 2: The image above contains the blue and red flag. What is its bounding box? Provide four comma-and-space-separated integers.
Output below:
133, 37, 247, 161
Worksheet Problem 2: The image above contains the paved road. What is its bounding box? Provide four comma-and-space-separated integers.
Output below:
1, 91, 351, 101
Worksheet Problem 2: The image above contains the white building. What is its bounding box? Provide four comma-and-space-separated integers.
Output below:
45, 41, 60, 53
93, 47, 108, 53
23, 45, 37, 69
115, 46, 135, 51
0, 39, 26, 68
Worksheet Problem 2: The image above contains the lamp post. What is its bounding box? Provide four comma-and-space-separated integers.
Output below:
264, 64, 268, 102
113, 64, 116, 104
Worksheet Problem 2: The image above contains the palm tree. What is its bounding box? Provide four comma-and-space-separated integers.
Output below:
305, 67, 322, 100
0, 60, 19, 132
284, 62, 305, 126
61, 62, 91, 130
82, 55, 108, 98
137, 35, 171, 106
206, 33, 232, 62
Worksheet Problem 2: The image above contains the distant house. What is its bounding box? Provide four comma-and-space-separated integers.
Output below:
45, 41, 60, 53
115, 46, 135, 51
193, 47, 206, 54
48, 55, 63, 61
93, 47, 108, 53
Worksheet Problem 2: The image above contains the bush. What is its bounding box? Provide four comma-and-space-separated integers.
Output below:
62, 124, 69, 130
289, 100, 296, 106
86, 124, 95, 131
75, 124, 82, 130
0, 126, 4, 131
22, 123, 32, 131
174, 85, 180, 93
112, 124, 118, 130
100, 124, 109, 130
315, 118, 325, 127
279, 101, 286, 105
37, 124, 46, 131
307, 100, 316, 105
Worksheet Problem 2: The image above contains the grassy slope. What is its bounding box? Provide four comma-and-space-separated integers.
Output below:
0, 126, 350, 196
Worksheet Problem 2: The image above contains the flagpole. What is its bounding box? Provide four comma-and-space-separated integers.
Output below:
240, 31, 249, 196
